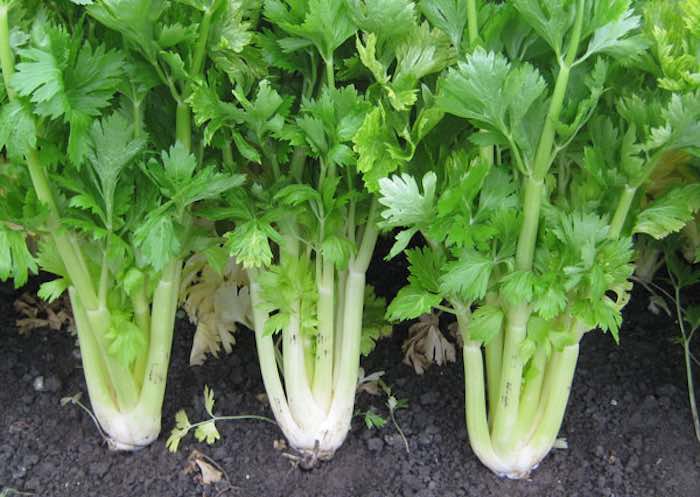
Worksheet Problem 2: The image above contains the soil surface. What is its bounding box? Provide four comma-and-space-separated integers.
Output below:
1, 248, 699, 497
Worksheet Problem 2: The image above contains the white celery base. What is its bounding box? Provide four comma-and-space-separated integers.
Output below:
278, 407, 354, 460
92, 402, 161, 451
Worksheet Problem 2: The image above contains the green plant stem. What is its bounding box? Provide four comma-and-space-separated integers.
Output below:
516, 0, 583, 267
330, 266, 366, 403
354, 198, 379, 270
222, 142, 234, 169
325, 53, 335, 89
191, 5, 215, 77
188, 415, 276, 433
133, 101, 143, 139
466, 0, 478, 46
491, 303, 529, 454
313, 258, 335, 412
527, 344, 579, 457
484, 292, 503, 425
458, 305, 506, 474
176, 103, 192, 151
69, 288, 115, 412
491, 1, 584, 456
333, 269, 347, 381
139, 259, 181, 414
86, 304, 140, 410
674, 285, 700, 441
609, 185, 636, 240
514, 346, 547, 441
0, 4, 15, 100
330, 206, 378, 408
131, 283, 151, 386
248, 268, 307, 443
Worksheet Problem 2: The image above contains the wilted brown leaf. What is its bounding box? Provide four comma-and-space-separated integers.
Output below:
403, 313, 456, 375
14, 292, 74, 335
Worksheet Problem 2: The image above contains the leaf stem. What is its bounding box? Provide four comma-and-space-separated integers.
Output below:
609, 185, 636, 240
466, 0, 478, 46
674, 284, 700, 442
191, 5, 215, 77
0, 4, 15, 100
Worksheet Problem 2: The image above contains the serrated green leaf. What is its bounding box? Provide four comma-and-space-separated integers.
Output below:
406, 247, 442, 294
194, 420, 221, 445
134, 214, 181, 271
386, 286, 442, 321
386, 228, 417, 261
226, 221, 274, 268
634, 184, 700, 239
378, 172, 436, 228
203, 385, 216, 416
579, 9, 645, 63
274, 184, 321, 206
467, 304, 503, 344
439, 250, 493, 301
418, 0, 468, 48
0, 101, 36, 160
37, 278, 69, 303
499, 270, 535, 305
0, 227, 37, 288
105, 311, 147, 369
322, 235, 355, 270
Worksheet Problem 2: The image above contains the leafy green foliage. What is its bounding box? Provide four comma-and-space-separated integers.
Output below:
634, 185, 700, 239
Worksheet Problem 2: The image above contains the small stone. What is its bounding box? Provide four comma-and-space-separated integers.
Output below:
367, 437, 384, 452
419, 392, 438, 406
12, 466, 27, 479
32, 376, 45, 391
595, 445, 605, 457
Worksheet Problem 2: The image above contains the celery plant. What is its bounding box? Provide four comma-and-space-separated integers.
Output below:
179, 0, 449, 462
377, 0, 700, 477
0, 0, 242, 449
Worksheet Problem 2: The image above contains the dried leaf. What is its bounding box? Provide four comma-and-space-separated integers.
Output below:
185, 450, 223, 485
14, 292, 75, 335
402, 313, 456, 374
356, 368, 385, 396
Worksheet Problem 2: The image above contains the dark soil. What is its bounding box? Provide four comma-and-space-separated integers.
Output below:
1, 255, 699, 496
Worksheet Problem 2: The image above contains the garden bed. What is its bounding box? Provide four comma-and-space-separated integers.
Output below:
1, 270, 699, 497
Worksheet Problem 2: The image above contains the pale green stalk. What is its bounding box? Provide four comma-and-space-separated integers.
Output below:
526, 344, 579, 458
138, 259, 181, 413
513, 346, 547, 442
331, 202, 378, 399
69, 288, 115, 411
458, 304, 508, 474
466, 0, 478, 46
0, 4, 15, 99
492, 0, 585, 455
313, 259, 335, 412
